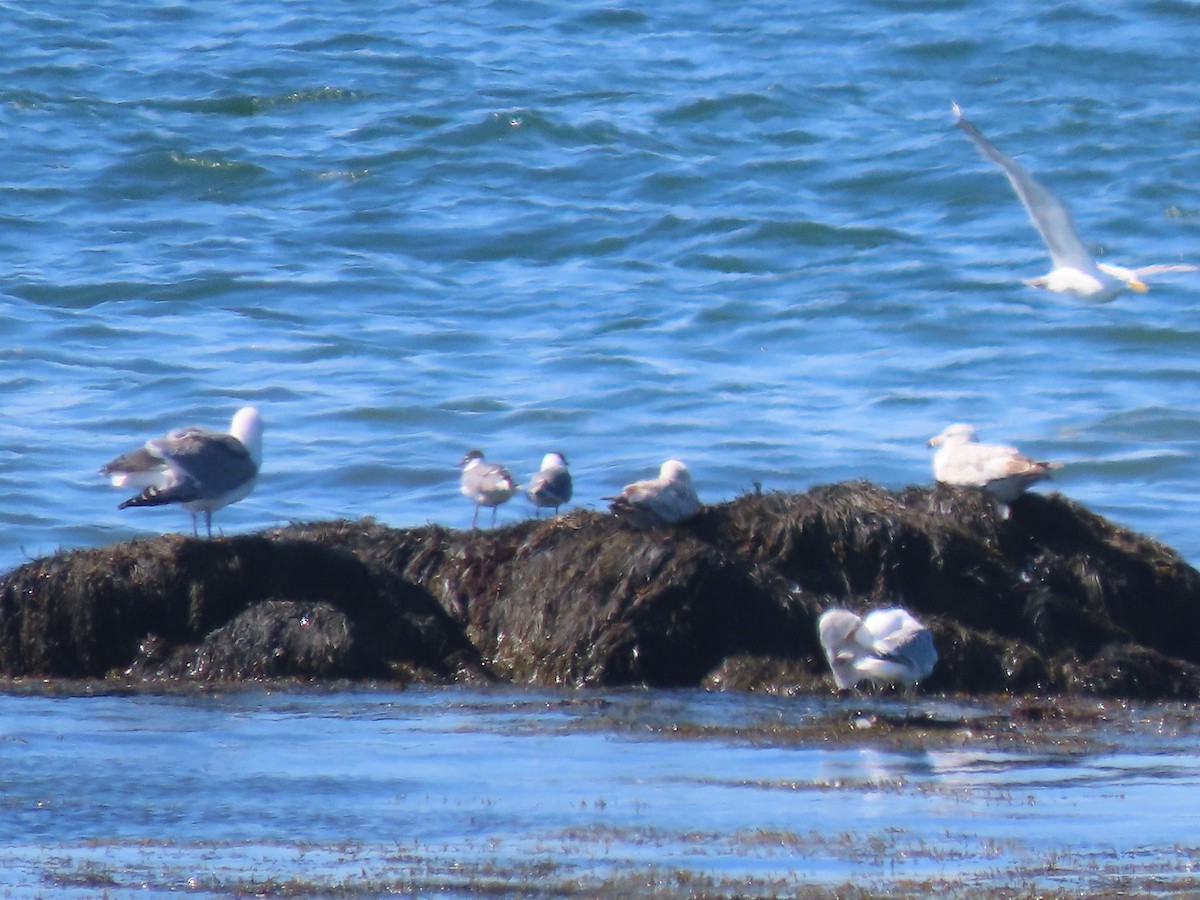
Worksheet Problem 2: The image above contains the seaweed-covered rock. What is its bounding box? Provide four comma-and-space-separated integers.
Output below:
142, 600, 363, 681
0, 529, 485, 683
1061, 643, 1200, 700
1, 484, 1199, 699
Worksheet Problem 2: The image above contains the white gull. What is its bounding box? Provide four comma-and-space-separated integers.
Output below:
607, 459, 701, 526
928, 423, 1061, 509
526, 451, 572, 517
953, 102, 1196, 301
460, 449, 517, 529
818, 607, 937, 692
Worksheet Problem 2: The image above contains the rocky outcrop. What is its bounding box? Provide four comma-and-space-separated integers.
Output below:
2, 483, 1199, 699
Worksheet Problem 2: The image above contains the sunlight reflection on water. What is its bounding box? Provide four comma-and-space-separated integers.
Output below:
0, 687, 1196, 896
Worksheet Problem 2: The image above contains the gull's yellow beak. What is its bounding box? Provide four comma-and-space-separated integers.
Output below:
1128, 279, 1149, 293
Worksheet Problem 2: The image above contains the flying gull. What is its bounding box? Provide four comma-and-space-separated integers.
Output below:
526, 451, 572, 516
953, 102, 1196, 301
818, 607, 937, 692
460, 449, 517, 528
928, 423, 1061, 513
101, 406, 263, 538
607, 459, 701, 526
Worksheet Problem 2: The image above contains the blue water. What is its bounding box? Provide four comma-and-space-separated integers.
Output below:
0, 688, 1196, 896
4, 5, 1200, 893
2, 0, 1200, 567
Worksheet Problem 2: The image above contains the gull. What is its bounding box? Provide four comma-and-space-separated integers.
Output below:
526, 451, 572, 516
953, 102, 1196, 301
928, 423, 1061, 513
818, 607, 937, 693
101, 406, 263, 538
460, 449, 517, 529
607, 459, 701, 526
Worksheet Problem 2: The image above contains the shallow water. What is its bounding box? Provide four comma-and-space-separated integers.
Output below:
3, 0, 1200, 567
5, 5, 1200, 895
0, 687, 1196, 897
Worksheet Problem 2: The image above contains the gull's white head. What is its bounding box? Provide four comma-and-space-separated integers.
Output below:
818, 608, 862, 649
817, 608, 865, 691
928, 423, 977, 449
1093, 263, 1149, 295
230, 407, 264, 466
659, 459, 691, 483
540, 451, 569, 470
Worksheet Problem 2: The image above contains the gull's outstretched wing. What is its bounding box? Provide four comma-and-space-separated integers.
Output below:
528, 468, 572, 506
953, 103, 1094, 272
1128, 263, 1200, 277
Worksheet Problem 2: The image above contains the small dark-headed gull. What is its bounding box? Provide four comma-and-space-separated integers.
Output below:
953, 102, 1196, 301
526, 451, 572, 516
607, 459, 701, 526
101, 406, 263, 538
459, 449, 517, 529
818, 607, 937, 692
928, 423, 1061, 511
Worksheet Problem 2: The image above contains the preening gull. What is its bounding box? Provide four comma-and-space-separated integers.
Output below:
607, 459, 701, 526
460, 449, 517, 529
101, 406, 263, 538
953, 102, 1196, 301
526, 451, 572, 516
818, 607, 937, 692
928, 423, 1060, 510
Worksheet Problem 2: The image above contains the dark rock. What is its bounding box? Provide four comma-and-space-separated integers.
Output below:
143, 600, 363, 681
1062, 643, 1200, 700
0, 527, 486, 684
370, 512, 802, 687
1, 485, 1199, 699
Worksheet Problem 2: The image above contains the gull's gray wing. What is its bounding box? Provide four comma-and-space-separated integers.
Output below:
463, 462, 516, 499
1129, 263, 1199, 277
101, 445, 166, 479
863, 608, 938, 681
147, 428, 257, 499
528, 468, 572, 505
648, 480, 701, 524
876, 626, 937, 679
954, 104, 1094, 271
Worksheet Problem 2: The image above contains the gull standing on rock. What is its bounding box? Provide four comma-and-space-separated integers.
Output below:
953, 102, 1196, 301
607, 459, 701, 526
460, 449, 517, 529
818, 607, 937, 693
526, 451, 572, 517
101, 406, 263, 538
928, 423, 1061, 514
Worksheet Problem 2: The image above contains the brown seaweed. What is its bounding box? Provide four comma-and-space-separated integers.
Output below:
2, 483, 1198, 699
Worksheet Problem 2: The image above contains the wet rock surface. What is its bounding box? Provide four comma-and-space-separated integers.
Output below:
2, 483, 1199, 699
